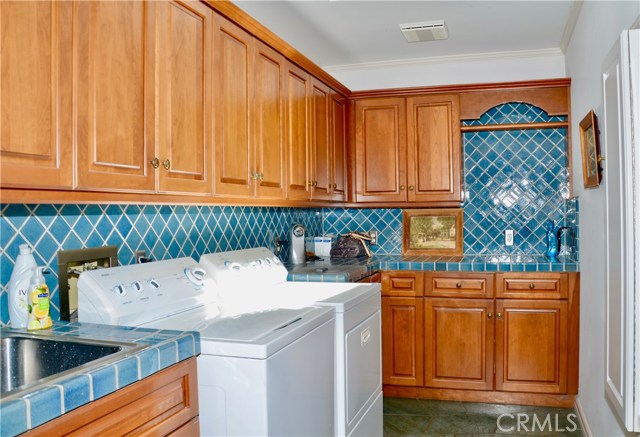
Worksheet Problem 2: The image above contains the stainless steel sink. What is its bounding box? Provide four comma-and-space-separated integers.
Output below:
1, 331, 145, 399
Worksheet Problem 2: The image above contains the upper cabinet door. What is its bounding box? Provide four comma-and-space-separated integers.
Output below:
354, 97, 407, 203
157, 0, 212, 195
310, 78, 331, 200
0, 0, 73, 189
253, 40, 286, 199
213, 15, 253, 198
330, 93, 347, 202
407, 94, 462, 202
75, 1, 156, 192
284, 61, 311, 201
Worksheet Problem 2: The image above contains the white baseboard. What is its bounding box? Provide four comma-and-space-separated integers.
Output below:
575, 397, 593, 437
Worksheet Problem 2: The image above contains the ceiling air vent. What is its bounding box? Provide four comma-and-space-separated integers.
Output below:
399, 20, 449, 42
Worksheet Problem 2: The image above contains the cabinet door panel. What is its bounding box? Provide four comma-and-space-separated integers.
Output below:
425, 298, 494, 390
158, 0, 212, 194
213, 15, 253, 197
382, 297, 424, 386
253, 40, 286, 199
407, 94, 462, 202
330, 94, 347, 201
355, 98, 406, 202
0, 0, 73, 189
75, 0, 155, 191
285, 62, 310, 200
310, 78, 331, 200
495, 299, 568, 393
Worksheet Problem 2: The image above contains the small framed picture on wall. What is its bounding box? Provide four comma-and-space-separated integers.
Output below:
402, 208, 463, 256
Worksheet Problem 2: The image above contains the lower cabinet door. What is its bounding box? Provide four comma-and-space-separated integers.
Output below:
424, 298, 494, 390
495, 299, 568, 393
382, 297, 424, 386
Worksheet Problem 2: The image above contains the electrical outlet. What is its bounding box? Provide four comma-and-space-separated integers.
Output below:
369, 230, 378, 246
505, 230, 514, 246
135, 250, 147, 263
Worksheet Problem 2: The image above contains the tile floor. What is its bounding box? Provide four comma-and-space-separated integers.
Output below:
383, 397, 583, 436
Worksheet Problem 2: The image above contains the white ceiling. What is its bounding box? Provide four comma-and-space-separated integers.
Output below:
232, 0, 579, 68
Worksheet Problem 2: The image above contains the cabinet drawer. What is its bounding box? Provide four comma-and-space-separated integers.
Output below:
496, 273, 568, 299
425, 272, 494, 298
381, 271, 424, 296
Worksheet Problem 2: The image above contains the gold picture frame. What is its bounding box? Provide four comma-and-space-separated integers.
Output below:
402, 208, 463, 256
579, 110, 602, 188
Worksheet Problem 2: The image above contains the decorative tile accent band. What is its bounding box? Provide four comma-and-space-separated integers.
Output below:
0, 204, 322, 324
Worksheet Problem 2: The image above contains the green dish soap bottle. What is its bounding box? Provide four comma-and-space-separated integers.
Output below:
27, 267, 52, 331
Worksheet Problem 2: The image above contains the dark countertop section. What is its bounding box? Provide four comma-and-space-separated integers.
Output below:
286, 254, 578, 282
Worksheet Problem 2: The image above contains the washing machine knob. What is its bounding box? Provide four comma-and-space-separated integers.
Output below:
185, 267, 206, 286
112, 284, 127, 296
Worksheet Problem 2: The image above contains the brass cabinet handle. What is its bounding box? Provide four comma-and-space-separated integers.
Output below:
150, 157, 160, 169
162, 159, 171, 170
487, 312, 493, 320
529, 283, 536, 289
333, 183, 337, 189
497, 312, 503, 320
456, 282, 462, 289
408, 185, 415, 191
399, 185, 406, 191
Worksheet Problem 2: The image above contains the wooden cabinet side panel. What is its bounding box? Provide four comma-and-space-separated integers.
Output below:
495, 300, 568, 394
213, 14, 254, 197
253, 40, 286, 199
25, 358, 198, 437
0, 0, 73, 189
382, 297, 424, 387
354, 98, 407, 202
424, 298, 494, 390
75, 1, 156, 191
330, 93, 347, 201
285, 62, 310, 200
407, 94, 462, 202
158, 0, 212, 194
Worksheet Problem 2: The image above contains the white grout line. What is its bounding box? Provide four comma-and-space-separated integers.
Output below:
23, 398, 31, 430
85, 373, 94, 401
53, 385, 65, 414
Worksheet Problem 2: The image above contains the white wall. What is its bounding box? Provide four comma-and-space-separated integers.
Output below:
324, 50, 566, 90
564, 2, 640, 436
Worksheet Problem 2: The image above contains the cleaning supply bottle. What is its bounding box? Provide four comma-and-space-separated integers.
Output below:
8, 244, 37, 328
27, 267, 52, 331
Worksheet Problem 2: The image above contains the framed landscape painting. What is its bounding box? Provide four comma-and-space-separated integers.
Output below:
402, 208, 463, 256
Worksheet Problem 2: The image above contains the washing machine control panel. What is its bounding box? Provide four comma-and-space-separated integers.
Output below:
77, 257, 217, 326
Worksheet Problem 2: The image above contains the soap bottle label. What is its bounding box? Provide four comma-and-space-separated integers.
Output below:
27, 283, 52, 331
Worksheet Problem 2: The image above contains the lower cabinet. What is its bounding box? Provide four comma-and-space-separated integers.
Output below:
381, 271, 579, 405
25, 358, 199, 436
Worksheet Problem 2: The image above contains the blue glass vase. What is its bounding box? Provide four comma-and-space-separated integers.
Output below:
545, 220, 559, 261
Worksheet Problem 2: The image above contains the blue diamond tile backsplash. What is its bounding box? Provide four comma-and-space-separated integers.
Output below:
0, 103, 579, 325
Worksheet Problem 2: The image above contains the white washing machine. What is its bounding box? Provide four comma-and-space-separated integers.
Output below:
77, 257, 336, 436
199, 248, 383, 437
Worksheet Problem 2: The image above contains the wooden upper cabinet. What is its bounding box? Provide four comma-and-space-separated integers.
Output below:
213, 15, 253, 197
310, 78, 331, 200
0, 0, 73, 189
407, 94, 462, 202
284, 61, 311, 201
253, 40, 286, 199
495, 299, 568, 394
157, 0, 212, 194
424, 298, 494, 390
354, 97, 407, 202
75, 1, 156, 192
330, 93, 347, 202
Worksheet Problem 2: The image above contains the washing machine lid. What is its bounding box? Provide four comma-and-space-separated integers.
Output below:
269, 282, 381, 313
143, 304, 334, 360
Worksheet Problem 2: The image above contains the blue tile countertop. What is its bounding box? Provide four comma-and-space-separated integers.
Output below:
286, 254, 578, 282
0, 322, 200, 437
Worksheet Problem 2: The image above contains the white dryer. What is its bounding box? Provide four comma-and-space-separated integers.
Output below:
199, 248, 383, 437
77, 257, 335, 437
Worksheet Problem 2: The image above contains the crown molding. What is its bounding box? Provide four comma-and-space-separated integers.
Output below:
560, 0, 584, 53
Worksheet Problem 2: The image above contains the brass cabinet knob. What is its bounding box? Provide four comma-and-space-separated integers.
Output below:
313, 180, 318, 187
162, 159, 171, 170
333, 183, 337, 189
399, 185, 406, 191
529, 283, 536, 289
487, 312, 493, 320
149, 157, 160, 169
497, 312, 503, 320
408, 185, 415, 191
308, 181, 313, 187
456, 282, 462, 289
259, 172, 264, 180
